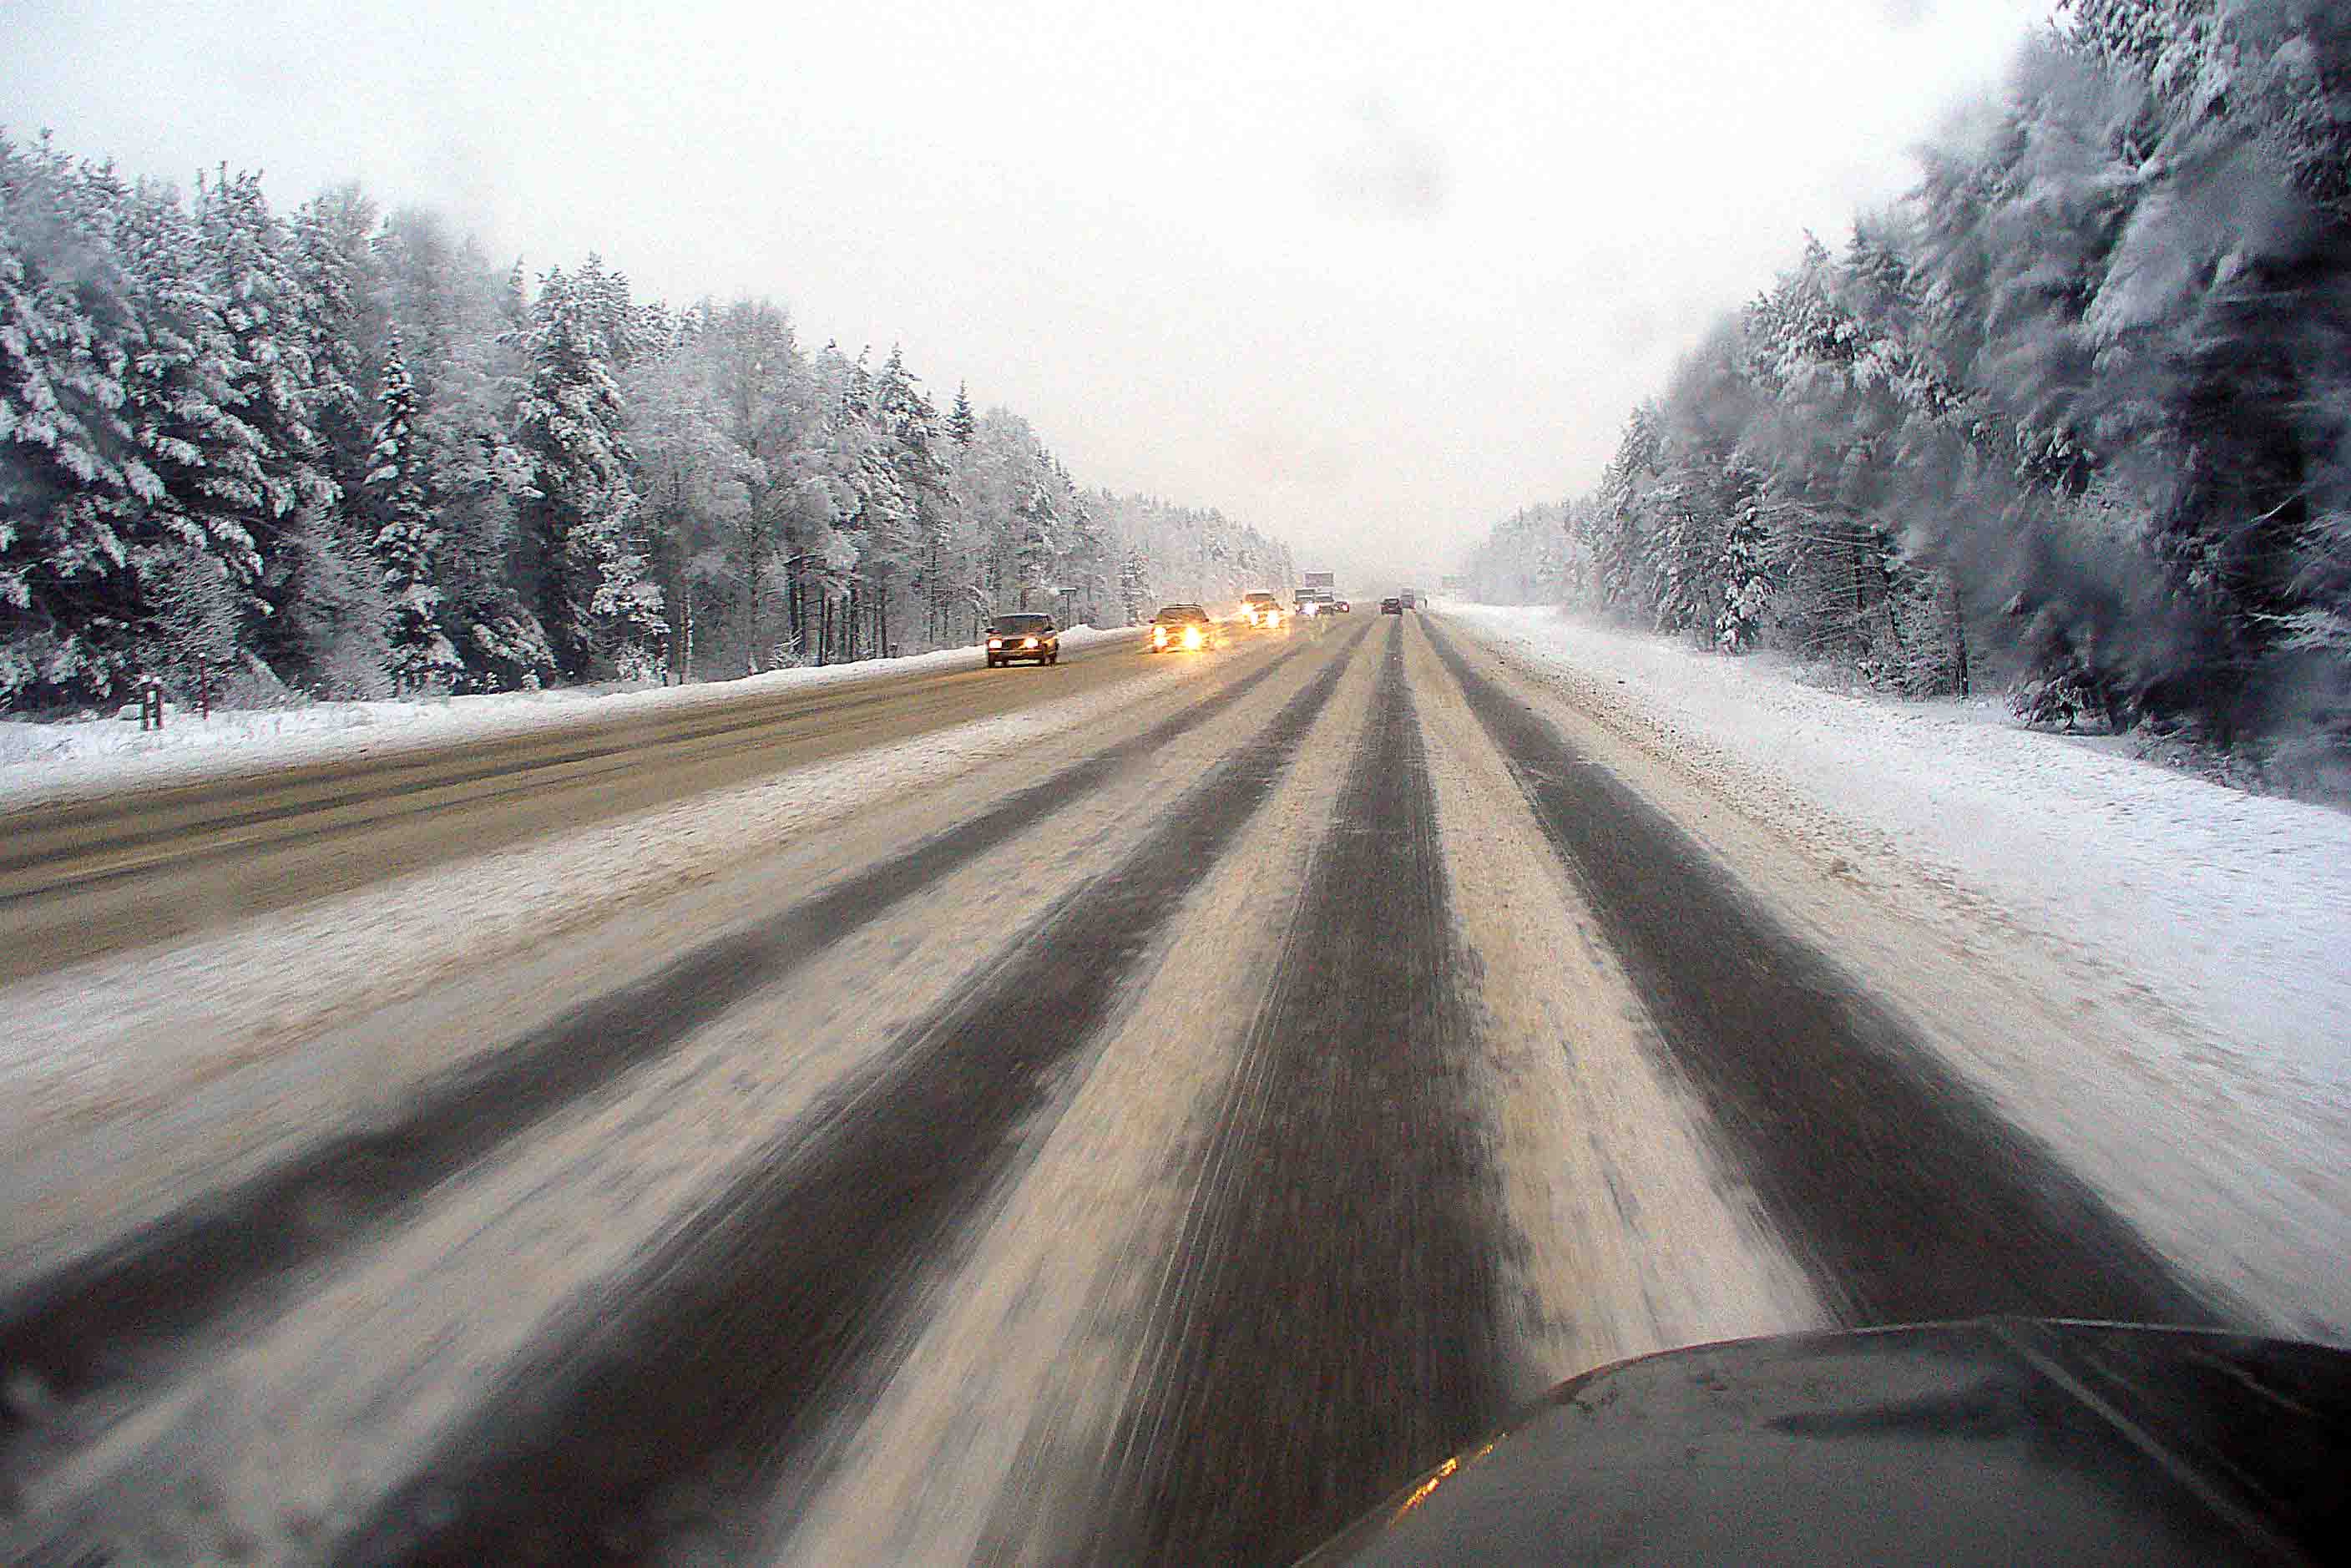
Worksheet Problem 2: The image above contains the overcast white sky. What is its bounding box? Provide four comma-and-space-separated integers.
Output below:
4, 0, 2048, 582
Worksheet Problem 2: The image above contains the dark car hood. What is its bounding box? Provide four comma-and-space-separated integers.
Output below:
1304, 1318, 2351, 1566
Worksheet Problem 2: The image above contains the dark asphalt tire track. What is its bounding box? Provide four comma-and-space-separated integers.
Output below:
1074, 619, 1510, 1565
337, 626, 1370, 1565
0, 635, 1154, 982
1420, 618, 2221, 1329
0, 634, 1315, 1467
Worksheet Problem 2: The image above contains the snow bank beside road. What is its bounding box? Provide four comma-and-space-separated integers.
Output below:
0, 625, 1140, 808
1438, 603, 2351, 1090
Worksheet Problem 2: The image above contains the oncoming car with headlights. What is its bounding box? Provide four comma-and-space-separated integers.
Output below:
1149, 604, 1216, 653
1241, 591, 1284, 629
984, 613, 1059, 667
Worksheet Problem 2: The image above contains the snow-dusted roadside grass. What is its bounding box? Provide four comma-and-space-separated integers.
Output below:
1440, 601, 2351, 1089
0, 625, 1141, 808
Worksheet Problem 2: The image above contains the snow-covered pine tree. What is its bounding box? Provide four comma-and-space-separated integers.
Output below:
873, 346, 949, 647
1593, 403, 1663, 620
290, 185, 385, 540
373, 210, 549, 689
112, 170, 272, 682
1118, 547, 1148, 624
1715, 497, 1772, 652
573, 252, 643, 373
0, 135, 151, 701
367, 332, 458, 689
196, 165, 372, 690
515, 263, 660, 679
1014, 476, 1059, 609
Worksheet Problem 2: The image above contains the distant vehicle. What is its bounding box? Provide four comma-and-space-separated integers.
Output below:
1334, 599, 1352, 613
985, 613, 1059, 667
1149, 604, 1216, 652
1380, 597, 1403, 615
1241, 591, 1284, 629
1398, 589, 1418, 610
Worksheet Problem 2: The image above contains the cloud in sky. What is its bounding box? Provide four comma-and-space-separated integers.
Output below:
1319, 94, 1452, 220
0, 0, 2050, 579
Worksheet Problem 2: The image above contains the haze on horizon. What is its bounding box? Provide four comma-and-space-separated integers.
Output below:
3, 0, 2050, 584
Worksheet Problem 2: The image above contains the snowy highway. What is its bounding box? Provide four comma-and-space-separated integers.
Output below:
0, 629, 1154, 984
0, 611, 2332, 1564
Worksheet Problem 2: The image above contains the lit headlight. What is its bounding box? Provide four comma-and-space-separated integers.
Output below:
1183, 626, 1204, 649
1022, 636, 1039, 648
1302, 602, 1317, 616
1267, 610, 1282, 627
988, 638, 1003, 649
1153, 626, 1168, 645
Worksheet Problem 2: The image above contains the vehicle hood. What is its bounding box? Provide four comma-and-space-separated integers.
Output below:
1303, 1318, 2351, 1565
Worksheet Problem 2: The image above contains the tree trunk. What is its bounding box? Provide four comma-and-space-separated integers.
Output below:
1948, 572, 1971, 697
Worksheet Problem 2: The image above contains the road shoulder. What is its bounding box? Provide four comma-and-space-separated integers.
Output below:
1434, 609, 2351, 1343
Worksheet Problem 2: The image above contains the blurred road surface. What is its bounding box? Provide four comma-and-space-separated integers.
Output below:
0, 613, 2222, 1565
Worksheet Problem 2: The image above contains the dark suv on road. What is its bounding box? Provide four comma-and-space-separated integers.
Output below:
986, 614, 1059, 666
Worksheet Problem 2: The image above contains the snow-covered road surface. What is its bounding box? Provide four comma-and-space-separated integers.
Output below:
0, 627, 1147, 982
1, 609, 2342, 1564
0, 625, 1145, 808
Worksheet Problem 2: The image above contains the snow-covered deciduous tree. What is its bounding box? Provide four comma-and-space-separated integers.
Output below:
622, 306, 760, 680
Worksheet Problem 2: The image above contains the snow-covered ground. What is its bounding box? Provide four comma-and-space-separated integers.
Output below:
1440, 601, 2351, 1090
0, 625, 1140, 808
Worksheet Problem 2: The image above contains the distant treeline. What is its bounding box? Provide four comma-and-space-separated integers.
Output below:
0, 136, 1292, 706
1464, 0, 2349, 768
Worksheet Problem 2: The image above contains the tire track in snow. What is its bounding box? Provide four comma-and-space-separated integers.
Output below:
771, 629, 1386, 1566
1419, 617, 2218, 1329
1400, 622, 1820, 1393
0, 636, 1312, 1469
1078, 619, 1513, 1565
336, 627, 1369, 1565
